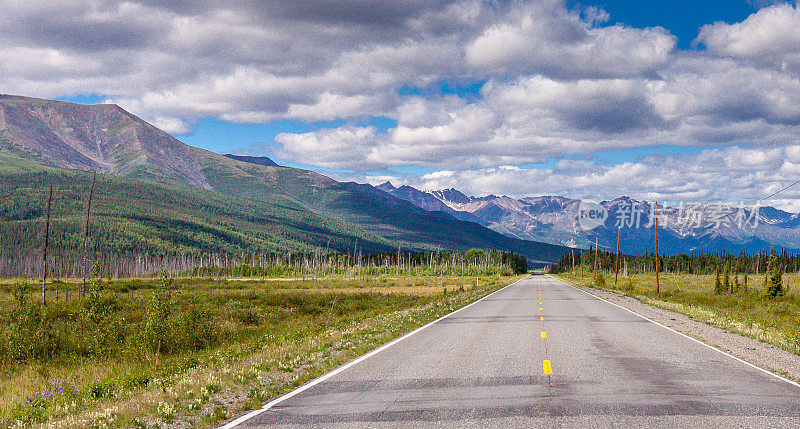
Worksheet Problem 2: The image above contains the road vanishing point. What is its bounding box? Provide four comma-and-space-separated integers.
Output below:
223, 274, 800, 428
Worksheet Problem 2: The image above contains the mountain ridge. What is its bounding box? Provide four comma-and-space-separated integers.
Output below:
378, 183, 800, 255
0, 94, 571, 263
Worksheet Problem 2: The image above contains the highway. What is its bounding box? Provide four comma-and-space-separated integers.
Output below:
226, 274, 800, 428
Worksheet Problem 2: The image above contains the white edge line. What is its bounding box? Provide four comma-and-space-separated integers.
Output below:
220, 276, 529, 428
549, 275, 800, 389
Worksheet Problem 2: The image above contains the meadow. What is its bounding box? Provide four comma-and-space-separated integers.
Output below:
0, 271, 522, 427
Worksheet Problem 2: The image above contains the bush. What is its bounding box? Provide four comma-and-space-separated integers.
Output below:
593, 273, 606, 287
182, 306, 217, 351
622, 278, 634, 292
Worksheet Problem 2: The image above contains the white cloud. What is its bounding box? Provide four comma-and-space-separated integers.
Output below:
150, 116, 191, 135
2, 1, 800, 205
465, 1, 675, 78
342, 145, 800, 210
697, 3, 800, 71
274, 126, 380, 170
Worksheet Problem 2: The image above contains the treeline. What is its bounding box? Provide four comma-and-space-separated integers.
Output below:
1, 249, 528, 279
551, 248, 800, 276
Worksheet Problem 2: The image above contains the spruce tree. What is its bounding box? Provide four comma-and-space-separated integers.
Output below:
715, 267, 722, 294
764, 248, 784, 298
723, 261, 730, 294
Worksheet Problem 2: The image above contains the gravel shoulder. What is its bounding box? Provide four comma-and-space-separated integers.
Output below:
557, 277, 800, 384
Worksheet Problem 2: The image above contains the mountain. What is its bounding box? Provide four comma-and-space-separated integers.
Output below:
428, 188, 471, 205
0, 95, 570, 262
376, 182, 479, 222
383, 184, 800, 255
223, 154, 280, 167
0, 94, 212, 189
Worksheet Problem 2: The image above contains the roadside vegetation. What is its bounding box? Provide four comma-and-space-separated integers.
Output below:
553, 249, 800, 361
0, 252, 525, 427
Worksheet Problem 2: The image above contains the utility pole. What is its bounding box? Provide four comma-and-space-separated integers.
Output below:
655, 201, 660, 294
593, 237, 598, 276
580, 249, 584, 276
615, 227, 621, 285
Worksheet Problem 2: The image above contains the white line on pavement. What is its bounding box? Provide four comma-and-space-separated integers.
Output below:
550, 275, 800, 389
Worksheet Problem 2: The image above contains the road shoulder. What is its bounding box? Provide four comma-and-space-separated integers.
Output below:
555, 275, 800, 384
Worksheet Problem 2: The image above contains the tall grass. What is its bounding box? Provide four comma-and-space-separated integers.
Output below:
0, 272, 519, 426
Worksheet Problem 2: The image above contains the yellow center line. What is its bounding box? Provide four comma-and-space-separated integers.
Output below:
543, 360, 552, 375
540, 316, 544, 321
541, 331, 547, 339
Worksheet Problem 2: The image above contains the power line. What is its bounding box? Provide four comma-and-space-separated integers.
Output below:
734, 119, 800, 203
753, 120, 800, 155
760, 179, 800, 203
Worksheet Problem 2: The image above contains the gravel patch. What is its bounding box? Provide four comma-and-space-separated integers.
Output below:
568, 282, 800, 384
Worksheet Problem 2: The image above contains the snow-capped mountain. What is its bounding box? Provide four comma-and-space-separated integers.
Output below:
376, 182, 800, 255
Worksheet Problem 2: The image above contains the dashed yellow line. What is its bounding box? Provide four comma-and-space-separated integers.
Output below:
540, 331, 547, 339
540, 316, 544, 321
543, 360, 552, 375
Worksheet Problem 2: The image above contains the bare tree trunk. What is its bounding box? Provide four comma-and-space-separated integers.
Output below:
655, 201, 660, 294
82, 171, 96, 298
42, 183, 54, 306
615, 227, 621, 285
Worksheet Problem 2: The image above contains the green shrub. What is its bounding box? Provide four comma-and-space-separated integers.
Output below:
593, 273, 606, 287
182, 306, 217, 351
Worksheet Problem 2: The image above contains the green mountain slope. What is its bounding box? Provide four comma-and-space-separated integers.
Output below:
0, 152, 394, 255
0, 95, 571, 261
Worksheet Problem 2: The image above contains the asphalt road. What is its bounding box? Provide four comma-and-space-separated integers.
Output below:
227, 274, 800, 428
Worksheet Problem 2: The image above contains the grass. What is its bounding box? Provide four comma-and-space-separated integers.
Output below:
0, 273, 522, 427
557, 268, 800, 358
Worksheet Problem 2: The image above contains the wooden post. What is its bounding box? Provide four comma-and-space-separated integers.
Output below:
42, 183, 53, 306
82, 171, 96, 298
615, 227, 621, 285
593, 237, 598, 276
655, 201, 660, 294
580, 249, 584, 276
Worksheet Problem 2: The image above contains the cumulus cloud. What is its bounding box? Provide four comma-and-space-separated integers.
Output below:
696, 3, 800, 71
466, 1, 676, 78
334, 145, 800, 210
274, 126, 380, 170
3, 0, 800, 204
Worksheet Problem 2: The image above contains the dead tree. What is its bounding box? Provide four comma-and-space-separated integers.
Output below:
42, 183, 54, 306
82, 171, 97, 298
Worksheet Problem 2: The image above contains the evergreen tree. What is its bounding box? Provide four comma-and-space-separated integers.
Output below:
764, 248, 784, 298
714, 267, 722, 294
723, 261, 730, 294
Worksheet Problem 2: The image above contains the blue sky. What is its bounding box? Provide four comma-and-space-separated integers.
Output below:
16, 1, 800, 208
568, 0, 766, 49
